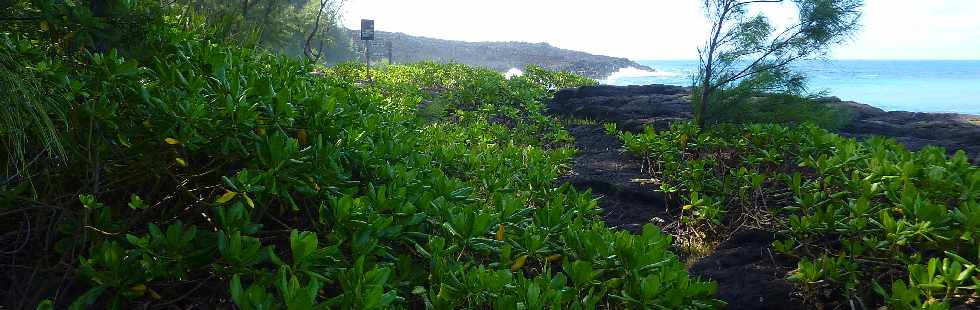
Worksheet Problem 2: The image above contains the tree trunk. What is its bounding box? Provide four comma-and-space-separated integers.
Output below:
697, 1, 733, 130
699, 30, 717, 130
698, 81, 710, 129
304, 0, 328, 61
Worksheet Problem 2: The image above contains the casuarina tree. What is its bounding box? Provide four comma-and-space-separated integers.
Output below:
694, 0, 863, 129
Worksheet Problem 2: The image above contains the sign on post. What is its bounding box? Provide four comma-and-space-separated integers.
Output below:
360, 19, 375, 83
360, 19, 375, 41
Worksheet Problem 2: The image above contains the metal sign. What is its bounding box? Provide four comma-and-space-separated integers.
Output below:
360, 19, 374, 41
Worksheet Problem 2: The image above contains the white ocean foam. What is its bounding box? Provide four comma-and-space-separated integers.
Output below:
601, 66, 679, 84
504, 68, 524, 79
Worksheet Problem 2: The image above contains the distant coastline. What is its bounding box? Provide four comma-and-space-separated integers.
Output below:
347, 29, 653, 79
341, 30, 980, 116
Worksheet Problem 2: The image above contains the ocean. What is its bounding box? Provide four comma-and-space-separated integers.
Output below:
601, 60, 980, 115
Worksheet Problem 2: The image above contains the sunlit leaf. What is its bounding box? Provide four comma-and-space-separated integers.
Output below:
216, 191, 237, 204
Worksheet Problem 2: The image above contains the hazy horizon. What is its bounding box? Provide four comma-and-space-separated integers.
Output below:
342, 0, 980, 61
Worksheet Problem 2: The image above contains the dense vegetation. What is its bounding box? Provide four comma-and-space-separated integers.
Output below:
0, 0, 353, 62
609, 121, 979, 308
3, 1, 978, 309
0, 3, 724, 308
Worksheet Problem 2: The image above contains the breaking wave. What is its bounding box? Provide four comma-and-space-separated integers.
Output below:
504, 68, 524, 79
601, 66, 680, 84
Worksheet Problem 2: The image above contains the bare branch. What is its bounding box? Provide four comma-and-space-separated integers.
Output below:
713, 28, 806, 89
304, 0, 330, 61
734, 0, 785, 7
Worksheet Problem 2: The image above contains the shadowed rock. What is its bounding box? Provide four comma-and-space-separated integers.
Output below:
822, 98, 980, 163
549, 85, 693, 132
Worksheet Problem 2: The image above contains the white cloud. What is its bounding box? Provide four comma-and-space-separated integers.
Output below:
342, 0, 980, 60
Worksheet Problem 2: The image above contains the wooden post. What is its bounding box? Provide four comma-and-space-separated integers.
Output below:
365, 41, 371, 82
385, 40, 393, 64
360, 19, 375, 83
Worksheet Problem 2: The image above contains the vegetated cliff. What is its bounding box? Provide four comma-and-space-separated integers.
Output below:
348, 30, 653, 79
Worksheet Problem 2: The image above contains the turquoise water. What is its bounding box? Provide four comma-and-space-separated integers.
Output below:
602, 60, 980, 115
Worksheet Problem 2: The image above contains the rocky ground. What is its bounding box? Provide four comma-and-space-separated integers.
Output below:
825, 98, 980, 163
559, 121, 803, 309
547, 84, 980, 309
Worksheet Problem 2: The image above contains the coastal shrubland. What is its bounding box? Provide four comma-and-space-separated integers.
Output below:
703, 93, 854, 130
0, 2, 721, 308
609, 121, 979, 308
658, 2, 978, 305
3, 1, 978, 309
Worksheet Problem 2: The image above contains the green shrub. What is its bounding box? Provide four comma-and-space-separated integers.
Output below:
1, 8, 719, 309
613, 121, 979, 308
706, 93, 855, 130
0, 34, 69, 180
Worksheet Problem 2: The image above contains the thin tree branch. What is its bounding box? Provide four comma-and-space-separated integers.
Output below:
734, 0, 785, 7
711, 27, 806, 90
304, 0, 329, 61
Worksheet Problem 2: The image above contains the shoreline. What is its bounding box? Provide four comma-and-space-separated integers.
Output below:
600, 59, 980, 116
549, 84, 980, 163
596, 76, 980, 117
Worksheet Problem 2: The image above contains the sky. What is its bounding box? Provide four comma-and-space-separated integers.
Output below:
341, 0, 980, 60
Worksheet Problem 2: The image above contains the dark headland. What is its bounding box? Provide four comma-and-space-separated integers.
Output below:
349, 30, 653, 79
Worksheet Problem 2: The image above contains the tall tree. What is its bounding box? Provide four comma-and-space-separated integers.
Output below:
694, 0, 863, 129
189, 0, 351, 61
304, 0, 344, 61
